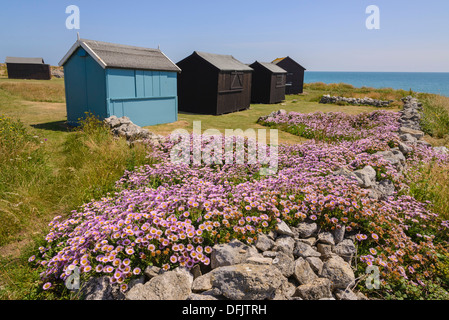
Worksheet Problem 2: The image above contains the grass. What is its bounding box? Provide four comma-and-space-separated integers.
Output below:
418, 93, 449, 143
0, 76, 447, 300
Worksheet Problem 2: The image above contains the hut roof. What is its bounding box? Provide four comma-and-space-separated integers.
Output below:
193, 51, 253, 72
272, 56, 306, 70
5, 57, 45, 64
59, 39, 181, 72
253, 61, 287, 74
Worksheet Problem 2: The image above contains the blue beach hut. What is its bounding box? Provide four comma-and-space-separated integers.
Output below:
59, 38, 181, 127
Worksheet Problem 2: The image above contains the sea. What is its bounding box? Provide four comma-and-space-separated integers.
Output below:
304, 72, 449, 97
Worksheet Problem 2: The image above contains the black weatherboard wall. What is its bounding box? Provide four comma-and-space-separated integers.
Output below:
272, 56, 306, 94
250, 61, 287, 104
5, 57, 51, 80
176, 51, 253, 115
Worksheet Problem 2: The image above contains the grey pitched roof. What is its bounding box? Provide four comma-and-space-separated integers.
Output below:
5, 57, 45, 64
59, 39, 181, 72
253, 61, 287, 73
194, 51, 253, 72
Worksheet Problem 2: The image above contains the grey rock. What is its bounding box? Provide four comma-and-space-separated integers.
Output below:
192, 273, 213, 292
400, 133, 417, 143
318, 231, 335, 245
417, 140, 432, 147
294, 222, 318, 238
294, 278, 333, 300
332, 226, 345, 244
255, 233, 275, 252
316, 243, 333, 258
375, 179, 396, 199
332, 239, 357, 263
399, 127, 425, 139
353, 166, 377, 188
293, 241, 321, 258
128, 276, 145, 291
305, 256, 324, 274
274, 280, 297, 300
297, 237, 316, 246
187, 293, 218, 300
246, 256, 273, 265
335, 288, 359, 300
211, 239, 259, 269
125, 270, 192, 300
320, 255, 355, 290
332, 167, 364, 185
81, 276, 124, 300
276, 220, 295, 237
271, 251, 295, 277
397, 141, 413, 155
293, 257, 318, 285
273, 235, 295, 255
211, 263, 286, 300
144, 265, 162, 280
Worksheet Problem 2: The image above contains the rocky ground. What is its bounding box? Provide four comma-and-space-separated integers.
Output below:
81, 221, 364, 300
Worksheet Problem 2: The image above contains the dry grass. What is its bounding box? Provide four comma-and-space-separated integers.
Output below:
408, 163, 449, 220
419, 93, 449, 140
0, 81, 65, 103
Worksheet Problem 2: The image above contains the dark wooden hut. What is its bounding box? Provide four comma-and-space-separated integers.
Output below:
272, 56, 306, 94
176, 51, 253, 115
249, 61, 287, 104
5, 57, 51, 80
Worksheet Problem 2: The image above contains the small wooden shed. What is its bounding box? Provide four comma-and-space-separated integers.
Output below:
176, 51, 253, 115
249, 61, 287, 104
272, 56, 306, 94
59, 38, 181, 126
5, 57, 51, 80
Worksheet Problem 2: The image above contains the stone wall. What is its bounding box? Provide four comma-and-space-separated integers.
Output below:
320, 94, 393, 107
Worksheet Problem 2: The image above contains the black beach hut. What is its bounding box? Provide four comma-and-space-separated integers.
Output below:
272, 56, 306, 94
176, 51, 253, 115
249, 61, 287, 104
5, 57, 51, 80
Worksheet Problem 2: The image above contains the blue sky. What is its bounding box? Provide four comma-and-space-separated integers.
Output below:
1, 0, 448, 71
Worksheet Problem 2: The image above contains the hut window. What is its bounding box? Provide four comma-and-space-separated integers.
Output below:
276, 74, 286, 88
230, 72, 243, 90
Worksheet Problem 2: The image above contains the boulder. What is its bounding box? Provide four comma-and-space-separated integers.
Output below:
210, 264, 286, 300
399, 127, 425, 139
320, 255, 355, 290
125, 270, 192, 300
276, 220, 295, 237
192, 273, 213, 293
353, 166, 377, 188
332, 239, 356, 263
273, 235, 296, 256
81, 276, 124, 300
317, 231, 335, 245
294, 222, 318, 238
305, 256, 324, 274
210, 239, 260, 269
271, 251, 295, 277
293, 257, 318, 285
294, 278, 333, 300
255, 233, 275, 252
293, 241, 321, 258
